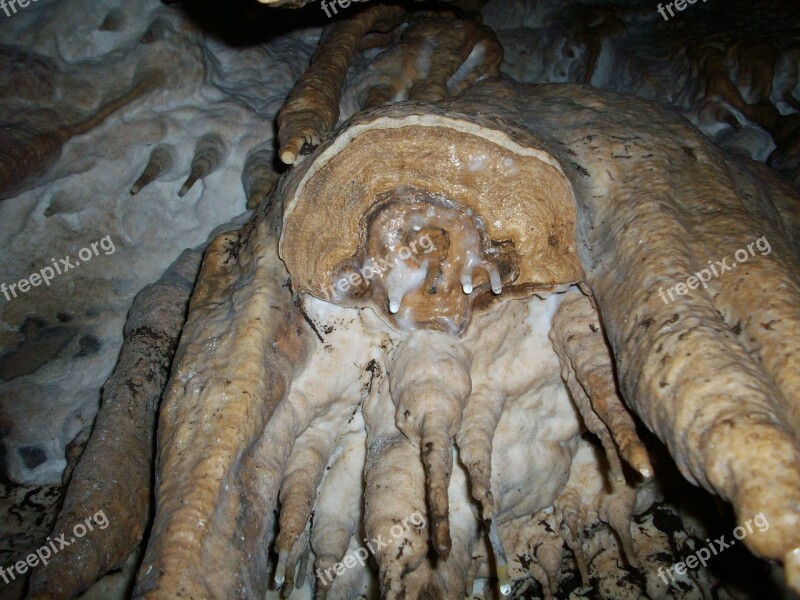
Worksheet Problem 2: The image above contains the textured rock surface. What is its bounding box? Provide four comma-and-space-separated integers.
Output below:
27, 247, 201, 600
277, 3, 406, 164
134, 73, 800, 598
0, 0, 320, 488
135, 197, 313, 599
483, 0, 800, 182
0, 2, 321, 596
1, 1, 799, 599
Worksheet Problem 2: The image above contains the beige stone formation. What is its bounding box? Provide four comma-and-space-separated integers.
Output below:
276, 4, 407, 165
550, 291, 653, 482
280, 112, 584, 332
341, 13, 503, 113
27, 249, 202, 600
242, 144, 281, 210
26, 7, 800, 600
485, 0, 800, 183
122, 71, 800, 598
278, 9, 502, 165
0, 66, 164, 201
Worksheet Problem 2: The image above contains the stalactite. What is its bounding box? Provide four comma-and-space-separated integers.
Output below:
178, 134, 226, 197
130, 144, 175, 195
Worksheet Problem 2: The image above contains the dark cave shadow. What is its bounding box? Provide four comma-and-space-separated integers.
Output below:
162, 0, 331, 47
634, 427, 792, 600
162, 0, 481, 47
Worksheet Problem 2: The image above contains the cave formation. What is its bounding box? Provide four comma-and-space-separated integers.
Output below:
1, 1, 800, 600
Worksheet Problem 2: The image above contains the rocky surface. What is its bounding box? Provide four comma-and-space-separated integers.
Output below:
1, 1, 798, 599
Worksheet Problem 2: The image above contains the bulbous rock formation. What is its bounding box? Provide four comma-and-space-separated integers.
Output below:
123, 75, 800, 599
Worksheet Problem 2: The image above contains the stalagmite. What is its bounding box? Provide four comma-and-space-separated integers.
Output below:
363, 380, 429, 600
133, 198, 313, 599
560, 361, 626, 482
550, 291, 653, 478
310, 420, 366, 599
456, 384, 504, 519
274, 419, 341, 588
239, 385, 319, 581
555, 486, 589, 586
243, 298, 384, 592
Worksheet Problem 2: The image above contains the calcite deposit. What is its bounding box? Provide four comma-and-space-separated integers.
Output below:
2, 2, 800, 600
28, 248, 202, 600
130, 47, 800, 600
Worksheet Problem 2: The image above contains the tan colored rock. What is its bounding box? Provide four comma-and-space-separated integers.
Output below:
114, 17, 800, 598
276, 4, 406, 164
131, 77, 800, 597
343, 14, 502, 112
134, 198, 314, 599
550, 290, 653, 480
28, 248, 202, 600
280, 110, 584, 332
